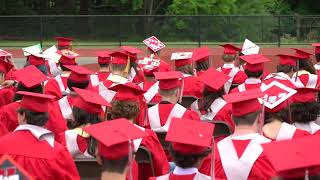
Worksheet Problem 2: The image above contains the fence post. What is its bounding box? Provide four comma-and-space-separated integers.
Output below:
198, 15, 201, 47
118, 16, 122, 46
277, 16, 281, 47
40, 16, 43, 48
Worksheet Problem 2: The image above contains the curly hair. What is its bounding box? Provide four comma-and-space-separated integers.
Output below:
110, 100, 140, 120
290, 102, 320, 123
265, 107, 290, 124
297, 59, 316, 74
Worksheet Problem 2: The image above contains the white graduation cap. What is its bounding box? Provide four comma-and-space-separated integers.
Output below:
22, 44, 42, 57
143, 36, 166, 53
241, 39, 260, 55
170, 52, 193, 60
42, 45, 61, 63
260, 81, 297, 109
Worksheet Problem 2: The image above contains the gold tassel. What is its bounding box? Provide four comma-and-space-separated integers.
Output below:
123, 57, 130, 76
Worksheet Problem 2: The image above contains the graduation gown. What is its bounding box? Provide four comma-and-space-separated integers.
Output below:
44, 74, 69, 101
135, 126, 169, 180
263, 122, 311, 141
294, 121, 320, 134
0, 121, 8, 137
0, 101, 20, 132
190, 98, 234, 132
147, 101, 201, 132
139, 81, 161, 104
128, 66, 146, 84
0, 87, 14, 107
90, 71, 111, 87
45, 60, 61, 78
149, 167, 211, 180
217, 63, 247, 85
230, 78, 262, 93
199, 133, 276, 180
182, 74, 204, 98
0, 125, 80, 180
263, 72, 297, 89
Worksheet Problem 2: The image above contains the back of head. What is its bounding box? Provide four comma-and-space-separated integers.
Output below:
276, 64, 296, 74
110, 100, 139, 121
222, 54, 236, 63
297, 59, 316, 74
233, 110, 260, 126
244, 70, 263, 79
176, 64, 194, 75
101, 156, 129, 174
196, 59, 209, 72
13, 83, 43, 101
199, 87, 224, 113
290, 102, 320, 123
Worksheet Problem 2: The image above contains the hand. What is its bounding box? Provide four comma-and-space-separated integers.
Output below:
1, 80, 15, 88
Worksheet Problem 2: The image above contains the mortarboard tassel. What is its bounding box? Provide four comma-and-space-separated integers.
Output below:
211, 138, 215, 180
305, 169, 309, 180
128, 139, 133, 180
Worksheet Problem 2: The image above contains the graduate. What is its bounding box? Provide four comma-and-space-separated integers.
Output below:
0, 65, 47, 132
199, 89, 276, 179
90, 51, 112, 87
192, 46, 211, 77
147, 71, 201, 132
139, 65, 162, 104
55, 36, 73, 50
0, 60, 15, 107
291, 48, 316, 75
216, 44, 247, 93
190, 68, 234, 132
149, 118, 213, 180
231, 54, 270, 93
22, 45, 48, 76
108, 82, 170, 179
57, 88, 111, 158
312, 43, 320, 75
44, 49, 79, 101
0, 91, 80, 180
85, 119, 146, 180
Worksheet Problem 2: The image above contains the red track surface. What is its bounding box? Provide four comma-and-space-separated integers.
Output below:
5, 47, 316, 72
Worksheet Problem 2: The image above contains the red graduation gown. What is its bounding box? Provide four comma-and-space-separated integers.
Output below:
149, 173, 210, 180
219, 65, 247, 85
97, 71, 111, 81
0, 121, 8, 137
199, 135, 276, 179
140, 81, 161, 104
263, 129, 311, 141
230, 78, 262, 94
0, 130, 80, 180
182, 75, 204, 98
0, 87, 14, 107
0, 101, 20, 132
44, 75, 68, 101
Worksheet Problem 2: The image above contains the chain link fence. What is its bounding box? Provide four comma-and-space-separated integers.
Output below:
0, 15, 320, 47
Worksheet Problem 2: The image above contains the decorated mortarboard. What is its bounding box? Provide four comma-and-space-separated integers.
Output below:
17, 91, 55, 112
154, 71, 184, 90
197, 67, 230, 92
22, 44, 42, 57
192, 46, 211, 62
241, 39, 260, 55
109, 82, 146, 101
64, 65, 93, 83
138, 57, 161, 75
143, 36, 166, 53
96, 51, 111, 64
13, 65, 47, 88
73, 88, 111, 114
42, 45, 61, 63
54, 37, 73, 47
262, 135, 320, 179
219, 44, 241, 55
240, 54, 270, 72
276, 54, 299, 66
291, 74, 319, 103
260, 81, 297, 112
223, 88, 264, 117
312, 43, 320, 54
171, 52, 193, 67
0, 154, 35, 180
291, 48, 312, 59
84, 118, 146, 160
0, 60, 14, 74
58, 50, 79, 65
166, 118, 214, 155
0, 49, 12, 58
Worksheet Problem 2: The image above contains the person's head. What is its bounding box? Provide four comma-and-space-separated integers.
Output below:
222, 54, 236, 63
276, 64, 296, 75
58, 51, 78, 71
290, 102, 319, 123
17, 108, 48, 126
100, 156, 129, 174
233, 110, 262, 128
176, 64, 194, 75
277, 54, 299, 76
110, 100, 139, 121
110, 51, 131, 77
173, 54, 193, 75
69, 106, 101, 129
265, 107, 290, 124
198, 87, 224, 113
154, 71, 183, 103
244, 70, 263, 78
13, 83, 43, 101
297, 59, 316, 74
55, 37, 72, 50
0, 60, 14, 83
67, 79, 89, 92
240, 54, 270, 79
220, 44, 240, 63
195, 59, 209, 72
0, 72, 5, 84
65, 65, 92, 92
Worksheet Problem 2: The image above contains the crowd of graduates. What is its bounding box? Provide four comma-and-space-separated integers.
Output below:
0, 36, 319, 180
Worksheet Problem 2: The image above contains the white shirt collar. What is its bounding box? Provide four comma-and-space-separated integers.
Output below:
222, 63, 235, 69
173, 166, 199, 175
231, 133, 271, 144
14, 124, 55, 148
245, 78, 261, 84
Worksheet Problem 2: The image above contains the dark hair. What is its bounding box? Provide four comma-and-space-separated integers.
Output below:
59, 64, 70, 72
276, 64, 296, 74
101, 156, 129, 173
297, 59, 316, 74
222, 54, 236, 62
316, 54, 320, 62
195, 59, 209, 72
159, 87, 179, 97
99, 63, 110, 68
244, 70, 263, 78
111, 64, 126, 72
68, 106, 101, 129
233, 111, 260, 126
176, 64, 194, 75
17, 108, 49, 126
13, 84, 43, 101
67, 79, 89, 92
110, 100, 140, 120
169, 144, 210, 168
265, 107, 290, 124
198, 87, 224, 113
290, 102, 320, 123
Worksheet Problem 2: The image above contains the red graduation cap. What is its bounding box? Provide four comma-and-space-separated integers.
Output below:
110, 82, 146, 101
73, 87, 111, 114
0, 60, 13, 74
219, 44, 241, 55
28, 54, 45, 66
64, 65, 93, 83
312, 43, 320, 54
223, 88, 264, 117
120, 46, 143, 62
17, 91, 55, 112
96, 51, 111, 64
13, 65, 47, 88
192, 46, 211, 62
54, 37, 73, 47
291, 48, 313, 59
110, 51, 129, 65
240, 54, 270, 72
166, 118, 214, 155
143, 65, 159, 76
154, 71, 184, 90
277, 54, 299, 66
58, 50, 78, 65
84, 118, 146, 160
262, 135, 320, 179
292, 74, 319, 103
171, 52, 193, 67
197, 67, 230, 92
